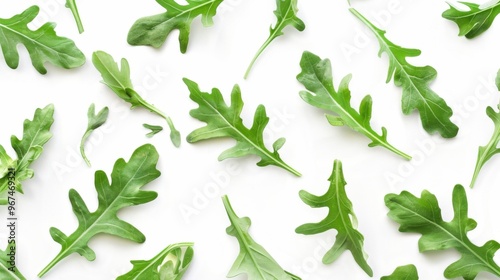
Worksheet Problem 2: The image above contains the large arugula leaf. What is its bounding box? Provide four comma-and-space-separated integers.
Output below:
381, 265, 419, 280
222, 195, 301, 280
297, 51, 411, 160
350, 8, 459, 138
66, 0, 84, 33
117, 242, 194, 280
80, 104, 109, 167
443, 1, 500, 39
38, 144, 161, 277
244, 0, 305, 79
296, 160, 373, 276
184, 78, 301, 176
128, 0, 224, 53
0, 105, 54, 204
0, 243, 26, 280
385, 185, 500, 279
470, 69, 500, 188
0, 6, 85, 74
92, 51, 181, 147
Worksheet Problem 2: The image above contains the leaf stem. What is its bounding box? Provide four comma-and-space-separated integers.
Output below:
66, 0, 84, 33
383, 142, 412, 160
244, 35, 275, 79
38, 253, 65, 278
80, 130, 92, 167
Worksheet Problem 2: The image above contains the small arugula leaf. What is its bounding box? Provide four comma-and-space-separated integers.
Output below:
66, 0, 84, 33
470, 69, 500, 188
296, 160, 373, 276
117, 242, 194, 280
128, 0, 224, 53
38, 144, 161, 277
244, 0, 305, 79
184, 78, 301, 176
0, 105, 54, 202
144, 124, 164, 138
0, 243, 26, 280
381, 265, 419, 280
222, 195, 301, 280
297, 51, 411, 160
443, 1, 500, 39
80, 104, 109, 167
92, 51, 181, 147
385, 185, 500, 279
350, 8, 459, 138
0, 6, 85, 74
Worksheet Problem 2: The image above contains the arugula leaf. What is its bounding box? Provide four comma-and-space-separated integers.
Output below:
38, 144, 161, 277
0, 6, 85, 74
0, 105, 54, 203
350, 8, 459, 138
296, 160, 373, 276
381, 265, 419, 280
117, 242, 194, 280
470, 69, 500, 188
92, 51, 181, 147
385, 185, 500, 279
184, 78, 301, 176
144, 124, 164, 138
66, 0, 84, 33
443, 1, 500, 39
128, 0, 224, 53
244, 0, 305, 79
0, 243, 26, 280
80, 104, 109, 167
222, 195, 301, 280
297, 51, 411, 160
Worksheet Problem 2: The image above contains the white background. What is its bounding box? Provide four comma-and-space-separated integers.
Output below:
1, 0, 500, 279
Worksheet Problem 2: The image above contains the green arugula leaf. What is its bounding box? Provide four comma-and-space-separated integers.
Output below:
144, 124, 164, 138
350, 8, 459, 138
296, 160, 373, 276
0, 105, 54, 203
117, 242, 194, 280
470, 69, 500, 188
184, 78, 301, 176
297, 51, 411, 160
381, 265, 419, 280
38, 144, 161, 277
66, 0, 84, 33
92, 51, 181, 147
385, 185, 500, 279
0, 243, 26, 280
222, 195, 301, 280
244, 0, 305, 79
80, 104, 109, 167
128, 0, 224, 53
443, 1, 500, 39
0, 6, 85, 74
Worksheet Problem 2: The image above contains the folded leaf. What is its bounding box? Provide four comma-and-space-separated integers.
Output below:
92, 51, 181, 147
381, 265, 419, 280
128, 0, 224, 53
470, 69, 500, 188
297, 51, 410, 160
222, 195, 301, 280
184, 78, 300, 176
296, 160, 373, 276
38, 144, 161, 277
80, 104, 109, 167
66, 0, 84, 33
244, 0, 305, 78
385, 185, 500, 279
117, 242, 194, 280
0, 243, 26, 280
144, 124, 164, 138
0, 6, 85, 74
350, 8, 458, 138
0, 105, 54, 202
443, 1, 500, 39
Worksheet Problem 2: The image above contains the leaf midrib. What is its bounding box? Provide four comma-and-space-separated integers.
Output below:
448, 1, 500, 20
151, 0, 219, 29
16, 109, 51, 168
396, 202, 500, 276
